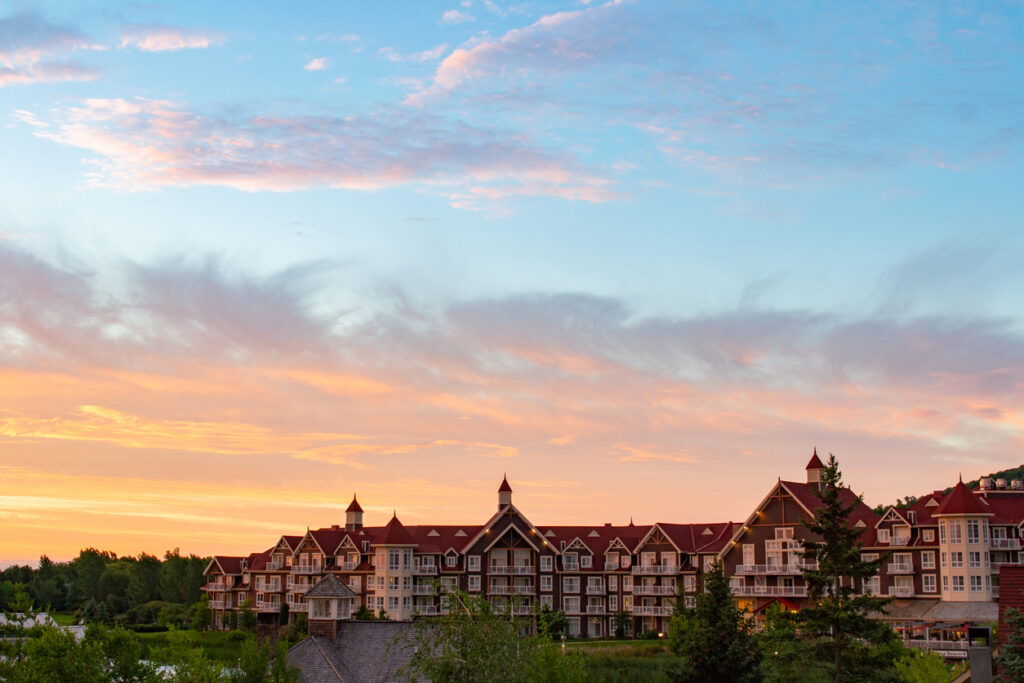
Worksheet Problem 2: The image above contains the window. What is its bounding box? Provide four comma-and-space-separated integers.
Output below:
564, 597, 580, 613
684, 575, 696, 592
878, 528, 890, 543
942, 576, 949, 592
684, 595, 696, 608
540, 594, 553, 610
376, 596, 384, 610
403, 550, 412, 569
921, 552, 935, 569
388, 596, 399, 610
969, 551, 981, 568
564, 553, 579, 571
541, 556, 553, 572
608, 575, 617, 590
952, 576, 965, 592
563, 577, 580, 593
388, 576, 399, 590
949, 522, 963, 544
923, 529, 935, 542
446, 554, 457, 568
923, 575, 936, 593
441, 576, 457, 592
620, 554, 631, 568
567, 617, 581, 637
641, 552, 657, 567
967, 520, 981, 545
939, 522, 947, 544
951, 552, 964, 568
608, 595, 618, 611
742, 544, 754, 567
580, 555, 592, 569
468, 575, 481, 591
703, 557, 714, 571
775, 527, 794, 540
623, 576, 632, 591
541, 575, 552, 592
402, 576, 411, 590
388, 550, 400, 571
970, 575, 983, 592
622, 595, 632, 610
864, 576, 880, 595
660, 551, 675, 566
941, 552, 947, 568
908, 511, 917, 524
468, 555, 481, 572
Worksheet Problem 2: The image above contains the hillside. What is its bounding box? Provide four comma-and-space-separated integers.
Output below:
873, 463, 1024, 513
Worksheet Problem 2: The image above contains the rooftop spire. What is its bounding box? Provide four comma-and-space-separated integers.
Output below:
498, 474, 513, 493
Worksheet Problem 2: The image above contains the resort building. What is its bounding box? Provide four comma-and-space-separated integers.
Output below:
204, 456, 1024, 653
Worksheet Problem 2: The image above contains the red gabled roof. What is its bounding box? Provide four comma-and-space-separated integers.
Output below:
498, 475, 513, 493
934, 479, 992, 517
374, 514, 417, 546
781, 480, 878, 526
213, 555, 244, 575
806, 449, 824, 470
346, 495, 363, 513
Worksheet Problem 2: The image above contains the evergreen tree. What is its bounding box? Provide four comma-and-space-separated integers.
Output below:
997, 607, 1024, 682
191, 595, 213, 633
667, 562, 760, 683
798, 453, 899, 682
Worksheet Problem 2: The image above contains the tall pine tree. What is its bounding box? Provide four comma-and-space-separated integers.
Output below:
798, 453, 898, 682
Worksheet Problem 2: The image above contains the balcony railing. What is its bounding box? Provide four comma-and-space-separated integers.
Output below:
586, 585, 606, 595
992, 538, 1022, 550
632, 605, 673, 616
563, 562, 580, 572
415, 605, 448, 616
889, 536, 911, 547
415, 565, 438, 575
267, 560, 287, 571
735, 562, 817, 575
732, 585, 807, 597
587, 605, 607, 614
412, 585, 437, 595
632, 565, 678, 575
255, 581, 282, 592
634, 585, 676, 596
488, 585, 536, 596
336, 561, 359, 571
286, 601, 306, 612
489, 565, 535, 575
210, 600, 226, 609
256, 601, 281, 612
292, 564, 322, 574
287, 581, 311, 593
887, 563, 914, 575
206, 582, 227, 592
604, 561, 622, 571
889, 586, 915, 598
906, 640, 968, 652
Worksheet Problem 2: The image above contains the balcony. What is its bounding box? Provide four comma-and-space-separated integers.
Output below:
412, 585, 437, 595
415, 605, 446, 616
632, 565, 679, 575
287, 581, 311, 593
889, 536, 911, 547
488, 585, 535, 596
586, 585, 606, 595
267, 560, 287, 571
255, 581, 282, 592
286, 600, 306, 612
634, 585, 676, 596
256, 600, 281, 612
889, 586, 915, 598
587, 605, 606, 615
736, 562, 817, 575
992, 538, 1022, 550
205, 581, 227, 592
563, 562, 580, 572
604, 561, 622, 571
887, 563, 914, 575
906, 640, 968, 653
415, 565, 438, 575
336, 561, 359, 571
489, 565, 535, 575
210, 600, 226, 609
732, 585, 807, 597
292, 564, 322, 574
633, 605, 673, 616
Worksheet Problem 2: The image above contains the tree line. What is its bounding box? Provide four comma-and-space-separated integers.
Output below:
0, 547, 208, 628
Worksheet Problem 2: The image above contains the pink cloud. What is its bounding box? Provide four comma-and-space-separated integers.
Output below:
119, 25, 225, 52
0, 12, 102, 87
304, 57, 328, 71
23, 97, 616, 204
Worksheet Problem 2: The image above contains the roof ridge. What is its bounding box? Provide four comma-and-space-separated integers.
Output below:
309, 635, 347, 682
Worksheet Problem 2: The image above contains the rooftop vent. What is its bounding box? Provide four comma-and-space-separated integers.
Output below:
980, 478, 995, 490
1013, 480, 1023, 491
997, 478, 1008, 489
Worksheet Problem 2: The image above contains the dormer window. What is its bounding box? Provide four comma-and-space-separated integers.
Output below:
580, 555, 592, 569
879, 529, 890, 543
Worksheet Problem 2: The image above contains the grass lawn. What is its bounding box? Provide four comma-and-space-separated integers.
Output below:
48, 613, 78, 626
136, 629, 253, 666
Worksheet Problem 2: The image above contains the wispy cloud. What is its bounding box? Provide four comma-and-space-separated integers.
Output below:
304, 57, 328, 71
379, 44, 448, 63
0, 12, 102, 87
119, 24, 225, 52
20, 97, 616, 205
443, 10, 475, 24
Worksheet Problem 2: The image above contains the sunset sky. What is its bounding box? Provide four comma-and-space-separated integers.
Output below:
1, 1, 1023, 566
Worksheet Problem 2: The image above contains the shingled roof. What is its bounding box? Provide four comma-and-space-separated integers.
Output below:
933, 479, 992, 517
306, 574, 357, 599
288, 624, 425, 683
373, 514, 417, 546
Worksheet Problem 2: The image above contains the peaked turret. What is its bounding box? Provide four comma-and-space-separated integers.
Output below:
374, 513, 416, 546
806, 448, 825, 486
498, 474, 512, 510
934, 479, 991, 517
345, 494, 363, 531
